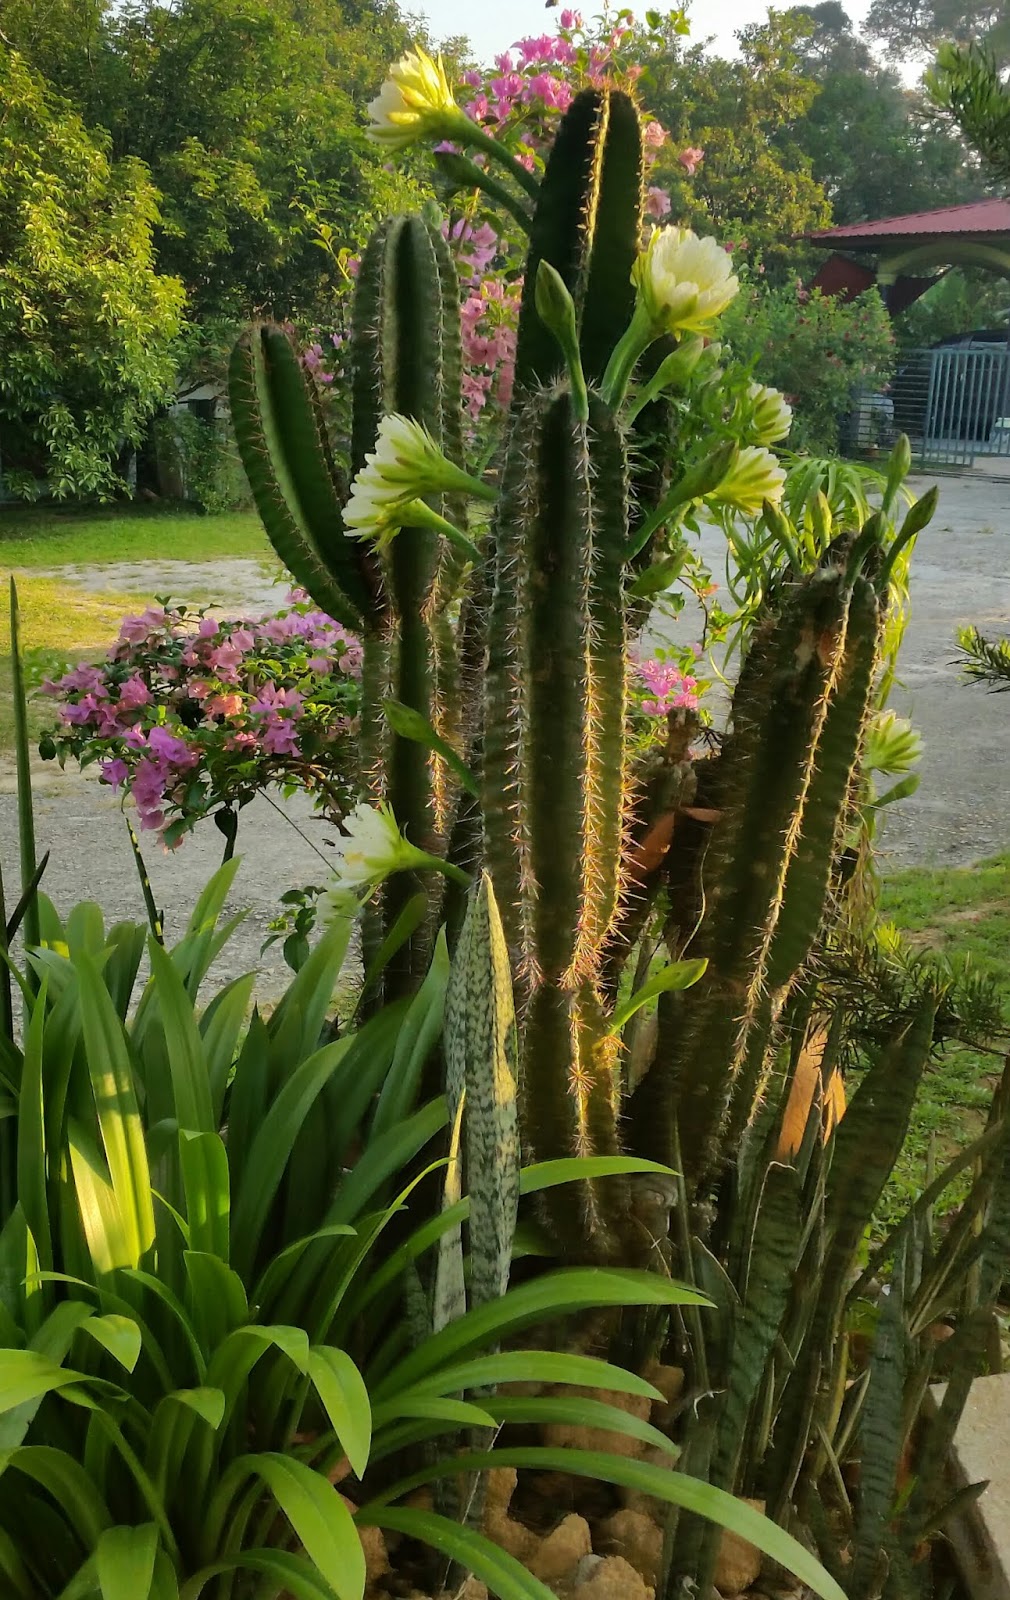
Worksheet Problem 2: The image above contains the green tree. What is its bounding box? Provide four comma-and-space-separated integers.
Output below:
0, 46, 185, 498
927, 42, 1010, 181
786, 2, 985, 224
647, 15, 831, 276
863, 0, 1010, 62
2, 0, 428, 321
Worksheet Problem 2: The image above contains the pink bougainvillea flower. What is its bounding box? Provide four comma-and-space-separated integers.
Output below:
99, 758, 129, 792
678, 146, 705, 175
118, 674, 152, 709
646, 186, 671, 219
118, 607, 167, 645
147, 727, 198, 768
643, 120, 667, 151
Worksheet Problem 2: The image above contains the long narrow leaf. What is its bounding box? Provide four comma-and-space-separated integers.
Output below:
362, 1449, 846, 1600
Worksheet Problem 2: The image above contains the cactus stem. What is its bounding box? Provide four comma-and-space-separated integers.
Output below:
600, 301, 655, 407
457, 121, 542, 201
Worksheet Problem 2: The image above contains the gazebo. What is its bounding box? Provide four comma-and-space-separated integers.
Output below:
806, 199, 1010, 466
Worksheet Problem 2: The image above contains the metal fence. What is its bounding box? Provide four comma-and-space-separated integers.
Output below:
859, 342, 1010, 469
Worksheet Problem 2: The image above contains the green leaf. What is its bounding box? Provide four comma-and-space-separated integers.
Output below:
382, 699, 478, 796
10, 579, 40, 959
81, 1315, 142, 1374
384, 1350, 663, 1404
96, 1524, 159, 1600
73, 952, 156, 1266
179, 1132, 230, 1261
356, 1156, 677, 1314
609, 959, 708, 1034
184, 1252, 248, 1356
181, 1548, 337, 1600
0, 1445, 111, 1548
371, 934, 450, 1142
373, 1268, 710, 1399
357, 898, 429, 1004
0, 1349, 91, 1414
306, 1347, 371, 1479
362, 1507, 555, 1600
230, 1038, 355, 1279
145, 941, 214, 1132
367, 1451, 846, 1600
211, 1454, 364, 1599
373, 1395, 497, 1432
199, 973, 256, 1123
486, 1395, 677, 1458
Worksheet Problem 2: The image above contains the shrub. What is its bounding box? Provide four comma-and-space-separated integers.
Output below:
721, 275, 895, 452
40, 591, 362, 849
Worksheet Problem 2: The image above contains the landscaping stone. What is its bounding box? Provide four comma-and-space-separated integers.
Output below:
568, 1554, 652, 1600
598, 1508, 664, 1584
529, 1514, 593, 1582
712, 1501, 765, 1597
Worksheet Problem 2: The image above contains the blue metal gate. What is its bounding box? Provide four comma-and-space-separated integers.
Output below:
891, 343, 1010, 468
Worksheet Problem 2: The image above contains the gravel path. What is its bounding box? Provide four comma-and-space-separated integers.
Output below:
1, 471, 1007, 994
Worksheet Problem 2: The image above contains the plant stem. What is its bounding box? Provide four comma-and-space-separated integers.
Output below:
125, 815, 164, 945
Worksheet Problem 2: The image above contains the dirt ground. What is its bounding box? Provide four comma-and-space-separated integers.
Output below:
0, 469, 1007, 993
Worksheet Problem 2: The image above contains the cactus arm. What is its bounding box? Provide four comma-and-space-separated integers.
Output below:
228, 324, 374, 630
512, 89, 644, 394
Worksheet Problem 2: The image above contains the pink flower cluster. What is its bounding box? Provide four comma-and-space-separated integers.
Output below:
42, 592, 362, 845
637, 657, 701, 716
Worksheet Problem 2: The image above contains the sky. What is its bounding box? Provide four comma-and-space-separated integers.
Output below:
415, 0, 872, 63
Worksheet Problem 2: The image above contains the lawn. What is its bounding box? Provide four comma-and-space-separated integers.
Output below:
877, 852, 1010, 1224
0, 504, 274, 752
0, 502, 271, 567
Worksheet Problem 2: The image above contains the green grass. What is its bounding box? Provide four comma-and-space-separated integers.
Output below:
0, 503, 271, 567
877, 853, 1010, 1223
0, 576, 149, 750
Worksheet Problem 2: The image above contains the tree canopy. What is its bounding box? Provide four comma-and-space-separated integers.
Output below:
1, 0, 427, 321
0, 46, 185, 497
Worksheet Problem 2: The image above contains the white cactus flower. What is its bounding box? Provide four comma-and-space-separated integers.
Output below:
709, 445, 786, 514
632, 226, 739, 337
324, 801, 430, 913
747, 382, 793, 445
344, 413, 491, 550
367, 48, 461, 149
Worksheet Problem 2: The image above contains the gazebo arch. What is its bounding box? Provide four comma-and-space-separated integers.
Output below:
808, 197, 1010, 314
807, 199, 1010, 467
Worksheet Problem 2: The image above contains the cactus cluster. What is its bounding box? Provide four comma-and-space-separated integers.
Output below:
223, 68, 1010, 1600
228, 85, 933, 1268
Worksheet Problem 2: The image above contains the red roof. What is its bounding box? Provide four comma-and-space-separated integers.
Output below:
808, 197, 1010, 243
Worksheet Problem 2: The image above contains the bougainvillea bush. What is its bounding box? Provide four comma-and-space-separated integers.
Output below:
40, 591, 362, 849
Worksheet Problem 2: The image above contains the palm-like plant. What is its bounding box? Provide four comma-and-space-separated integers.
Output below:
0, 869, 845, 1600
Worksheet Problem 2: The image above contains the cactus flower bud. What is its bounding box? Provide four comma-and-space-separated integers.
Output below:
534, 261, 589, 420
367, 48, 464, 149
709, 445, 786, 514
747, 381, 792, 445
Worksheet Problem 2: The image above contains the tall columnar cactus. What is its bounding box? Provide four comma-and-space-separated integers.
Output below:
628, 543, 885, 1194
483, 386, 633, 1255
